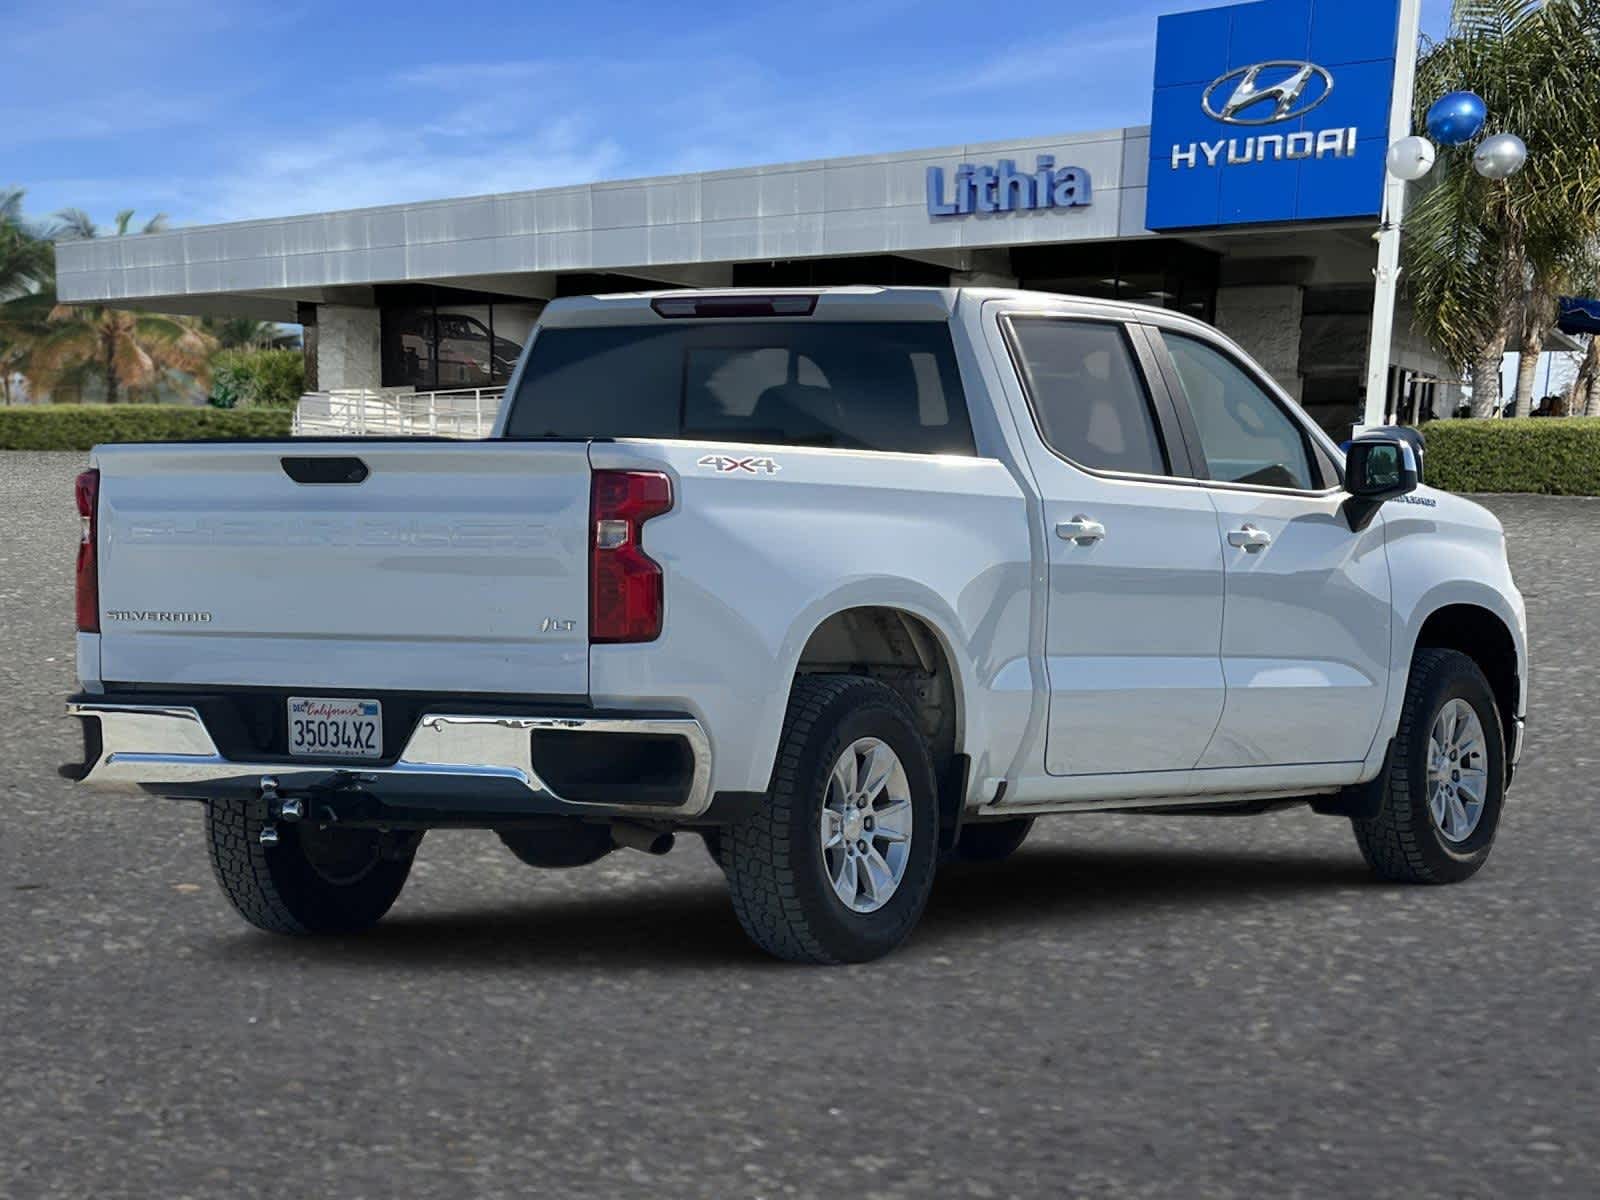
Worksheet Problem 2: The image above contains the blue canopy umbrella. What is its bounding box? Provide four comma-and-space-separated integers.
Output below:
1558, 296, 1600, 335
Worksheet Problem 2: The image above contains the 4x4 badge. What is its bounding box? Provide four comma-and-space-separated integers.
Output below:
697, 454, 780, 475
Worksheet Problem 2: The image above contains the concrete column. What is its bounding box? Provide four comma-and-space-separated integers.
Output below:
296, 302, 318, 392
315, 305, 382, 391
1215, 284, 1304, 400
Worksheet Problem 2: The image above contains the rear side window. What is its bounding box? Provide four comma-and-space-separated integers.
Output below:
1007, 318, 1169, 476
505, 322, 974, 455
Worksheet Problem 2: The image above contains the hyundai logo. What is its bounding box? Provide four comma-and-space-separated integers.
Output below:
1202, 61, 1334, 125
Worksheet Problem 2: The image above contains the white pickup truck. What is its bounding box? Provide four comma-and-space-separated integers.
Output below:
64, 287, 1528, 963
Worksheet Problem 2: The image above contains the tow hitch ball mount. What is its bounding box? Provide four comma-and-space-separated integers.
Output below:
256, 775, 304, 847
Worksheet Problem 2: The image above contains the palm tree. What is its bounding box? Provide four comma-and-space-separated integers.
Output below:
1567, 277, 1600, 413
1, 189, 47, 299
29, 308, 215, 404
1573, 335, 1598, 414
1511, 207, 1599, 417
27, 208, 217, 403
1403, 0, 1600, 417
51, 207, 169, 240
0, 289, 53, 406
0, 188, 56, 404
202, 316, 290, 351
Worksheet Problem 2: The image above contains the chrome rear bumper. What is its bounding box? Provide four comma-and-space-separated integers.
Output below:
65, 701, 712, 818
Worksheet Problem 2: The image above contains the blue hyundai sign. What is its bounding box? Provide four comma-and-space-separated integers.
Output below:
1146, 0, 1402, 230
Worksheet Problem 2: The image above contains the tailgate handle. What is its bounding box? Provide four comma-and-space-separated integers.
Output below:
281, 456, 369, 484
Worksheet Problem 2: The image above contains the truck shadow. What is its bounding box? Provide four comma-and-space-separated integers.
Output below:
918, 846, 1370, 950
207, 845, 1369, 969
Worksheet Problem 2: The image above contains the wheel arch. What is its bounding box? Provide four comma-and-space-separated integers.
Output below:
1412, 602, 1521, 763
790, 604, 968, 776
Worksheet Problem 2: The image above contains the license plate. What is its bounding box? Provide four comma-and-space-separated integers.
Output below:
287, 697, 382, 759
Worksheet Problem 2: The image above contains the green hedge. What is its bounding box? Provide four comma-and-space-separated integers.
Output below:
0, 404, 293, 451
210, 349, 305, 409
1422, 417, 1600, 495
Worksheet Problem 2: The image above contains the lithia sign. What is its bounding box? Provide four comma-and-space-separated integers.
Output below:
926, 156, 1092, 218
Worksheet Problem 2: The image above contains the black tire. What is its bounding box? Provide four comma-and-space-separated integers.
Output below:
723, 675, 940, 964
205, 801, 416, 935
498, 823, 613, 868
1352, 648, 1506, 884
952, 817, 1034, 864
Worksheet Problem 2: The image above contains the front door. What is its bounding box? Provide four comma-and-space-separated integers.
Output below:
1154, 330, 1391, 768
997, 314, 1226, 776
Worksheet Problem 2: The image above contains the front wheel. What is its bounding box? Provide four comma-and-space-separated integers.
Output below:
205, 801, 417, 934
1352, 648, 1506, 884
724, 675, 940, 964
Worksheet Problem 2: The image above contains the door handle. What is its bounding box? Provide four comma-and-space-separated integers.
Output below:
1056, 516, 1106, 544
1227, 524, 1273, 552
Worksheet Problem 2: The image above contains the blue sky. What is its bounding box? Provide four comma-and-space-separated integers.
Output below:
2, 0, 1454, 230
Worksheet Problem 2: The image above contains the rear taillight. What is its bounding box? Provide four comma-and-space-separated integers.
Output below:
590, 470, 672, 643
75, 468, 100, 633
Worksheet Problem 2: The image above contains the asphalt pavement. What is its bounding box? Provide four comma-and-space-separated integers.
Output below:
1, 450, 1596, 1199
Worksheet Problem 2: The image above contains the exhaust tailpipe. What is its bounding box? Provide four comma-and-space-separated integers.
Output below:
611, 821, 675, 856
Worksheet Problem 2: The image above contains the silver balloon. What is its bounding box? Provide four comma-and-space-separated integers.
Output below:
1473, 133, 1527, 179
1385, 135, 1436, 181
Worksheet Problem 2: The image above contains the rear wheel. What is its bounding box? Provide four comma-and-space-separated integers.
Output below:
1352, 648, 1506, 884
724, 675, 940, 964
205, 801, 416, 934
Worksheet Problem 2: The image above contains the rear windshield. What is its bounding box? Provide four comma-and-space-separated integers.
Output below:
503, 321, 975, 455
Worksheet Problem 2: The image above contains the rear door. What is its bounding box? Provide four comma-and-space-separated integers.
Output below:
93, 440, 592, 696
1149, 328, 1391, 768
994, 310, 1227, 776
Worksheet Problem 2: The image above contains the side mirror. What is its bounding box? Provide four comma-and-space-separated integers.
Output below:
1343, 436, 1419, 531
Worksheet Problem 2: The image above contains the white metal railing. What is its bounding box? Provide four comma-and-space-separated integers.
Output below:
292, 387, 506, 439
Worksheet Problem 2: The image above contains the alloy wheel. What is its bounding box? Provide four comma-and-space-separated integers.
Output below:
819, 736, 914, 913
1427, 698, 1489, 843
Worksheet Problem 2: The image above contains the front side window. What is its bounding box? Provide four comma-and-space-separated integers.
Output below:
1007, 318, 1169, 476
1164, 334, 1315, 490
505, 321, 973, 455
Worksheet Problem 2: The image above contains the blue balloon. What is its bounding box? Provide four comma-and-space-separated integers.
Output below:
1427, 91, 1487, 146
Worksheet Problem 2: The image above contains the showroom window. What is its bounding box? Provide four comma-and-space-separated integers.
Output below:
379, 285, 543, 390
1011, 240, 1219, 323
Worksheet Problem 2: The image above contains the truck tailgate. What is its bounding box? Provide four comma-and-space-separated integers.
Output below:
90, 441, 591, 696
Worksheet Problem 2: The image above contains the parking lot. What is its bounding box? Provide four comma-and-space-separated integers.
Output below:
1, 449, 1596, 1199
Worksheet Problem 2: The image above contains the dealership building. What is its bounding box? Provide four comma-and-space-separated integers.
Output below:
57, 0, 1460, 435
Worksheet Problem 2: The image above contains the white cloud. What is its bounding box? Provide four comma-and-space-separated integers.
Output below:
18, 0, 1290, 230
943, 28, 1155, 96
393, 61, 551, 89
0, 0, 247, 149
195, 118, 625, 222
